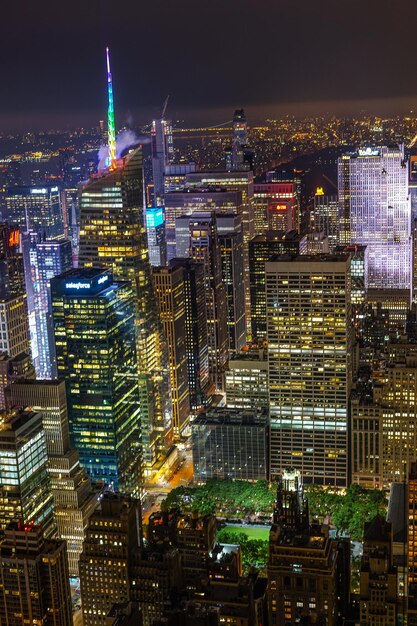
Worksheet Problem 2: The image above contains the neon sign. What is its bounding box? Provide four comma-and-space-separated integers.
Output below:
65, 282, 91, 290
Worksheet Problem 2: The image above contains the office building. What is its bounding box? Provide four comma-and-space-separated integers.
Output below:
186, 171, 254, 331
409, 463, 417, 588
165, 188, 244, 262
33, 238, 72, 379
226, 109, 253, 172
0, 522, 72, 626
4, 184, 64, 239
0, 223, 25, 298
0, 352, 35, 410
300, 231, 330, 254
360, 516, 398, 626
78, 148, 172, 473
191, 573, 267, 626
163, 163, 196, 194
253, 182, 298, 236
267, 470, 343, 626
249, 230, 300, 339
146, 206, 166, 266
266, 254, 353, 485
0, 408, 55, 537
217, 213, 246, 352
153, 265, 190, 438
0, 297, 31, 359
265, 170, 302, 230
152, 118, 174, 206
51, 269, 142, 495
0, 224, 30, 359
352, 351, 417, 489
311, 190, 340, 252
225, 347, 269, 410
148, 510, 217, 589
367, 288, 411, 331
169, 258, 211, 411
338, 146, 411, 291
335, 244, 367, 343
8, 379, 98, 575
192, 407, 268, 482
133, 547, 182, 626
79, 494, 142, 626
182, 212, 228, 391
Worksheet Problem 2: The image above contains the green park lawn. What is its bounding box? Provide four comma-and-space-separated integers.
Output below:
223, 524, 270, 541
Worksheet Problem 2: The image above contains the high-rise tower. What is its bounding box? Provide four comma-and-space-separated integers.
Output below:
338, 146, 411, 291
106, 47, 117, 170
266, 254, 353, 486
78, 51, 172, 474
51, 269, 143, 495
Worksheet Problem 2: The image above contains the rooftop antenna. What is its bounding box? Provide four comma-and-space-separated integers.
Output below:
106, 47, 117, 170
161, 95, 170, 120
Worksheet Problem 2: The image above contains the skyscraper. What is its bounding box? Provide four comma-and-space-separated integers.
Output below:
0, 352, 35, 410
267, 470, 344, 626
217, 213, 246, 353
33, 238, 73, 379
78, 51, 172, 472
4, 185, 64, 239
51, 269, 142, 495
175, 212, 228, 392
0, 223, 30, 359
0, 522, 72, 626
192, 407, 268, 482
249, 230, 300, 339
8, 379, 98, 575
146, 206, 167, 266
338, 145, 411, 291
152, 117, 174, 206
225, 347, 269, 410
185, 171, 254, 332
360, 516, 398, 626
79, 494, 142, 626
311, 189, 340, 252
169, 258, 211, 411
153, 265, 190, 438
164, 188, 244, 262
266, 254, 353, 486
0, 408, 56, 537
253, 182, 298, 236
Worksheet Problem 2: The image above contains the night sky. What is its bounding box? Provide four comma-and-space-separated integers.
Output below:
2, 0, 417, 130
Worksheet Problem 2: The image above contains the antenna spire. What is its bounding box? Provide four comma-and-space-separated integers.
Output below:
106, 47, 117, 170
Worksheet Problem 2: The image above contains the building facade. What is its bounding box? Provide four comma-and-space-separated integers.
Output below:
0, 522, 72, 626
192, 408, 268, 482
153, 265, 190, 438
0, 408, 55, 537
78, 149, 172, 473
51, 269, 142, 495
338, 146, 411, 291
266, 254, 353, 486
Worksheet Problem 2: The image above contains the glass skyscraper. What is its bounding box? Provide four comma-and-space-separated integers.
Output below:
0, 408, 56, 537
50, 268, 142, 495
78, 149, 172, 473
34, 238, 73, 379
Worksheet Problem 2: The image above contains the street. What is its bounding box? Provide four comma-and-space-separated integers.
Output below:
142, 448, 193, 524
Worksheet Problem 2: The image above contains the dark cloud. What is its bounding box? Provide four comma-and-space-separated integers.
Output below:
2, 0, 417, 130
